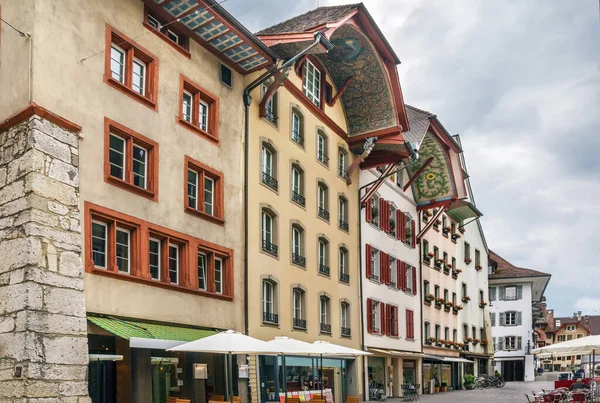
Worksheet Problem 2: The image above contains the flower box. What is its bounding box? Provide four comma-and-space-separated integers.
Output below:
458, 227, 466, 233
426, 337, 436, 345
462, 296, 471, 303
475, 265, 483, 271
472, 339, 480, 345
464, 337, 473, 343
479, 301, 488, 308
464, 258, 472, 264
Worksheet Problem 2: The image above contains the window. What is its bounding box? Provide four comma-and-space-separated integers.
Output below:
291, 225, 305, 267
475, 249, 481, 267
338, 148, 347, 179
503, 286, 520, 300
389, 257, 397, 288
220, 64, 232, 87
405, 265, 413, 293
434, 246, 439, 261
424, 322, 430, 340
453, 329, 458, 343
143, 7, 189, 55
462, 283, 467, 298
317, 183, 329, 220
341, 301, 351, 337
452, 292, 457, 305
104, 25, 158, 109
472, 326, 477, 340
262, 280, 278, 324
185, 157, 224, 222
261, 143, 278, 191
369, 300, 381, 334
178, 75, 220, 143
490, 312, 496, 327
339, 247, 349, 283
445, 327, 449, 341
435, 325, 441, 340
87, 204, 233, 297
434, 285, 440, 299
370, 194, 380, 226
317, 131, 329, 164
423, 280, 430, 296
318, 238, 329, 276
149, 237, 161, 280
503, 311, 522, 326
291, 109, 304, 146
406, 309, 414, 339
338, 196, 349, 231
504, 336, 517, 350
422, 240, 429, 260
444, 289, 449, 302
442, 216, 447, 230
262, 84, 278, 124
291, 165, 305, 206
104, 119, 158, 200
302, 59, 321, 107
489, 287, 496, 301
464, 242, 471, 261
197, 252, 207, 290
371, 248, 380, 281
293, 288, 305, 329
261, 209, 278, 257
463, 324, 469, 339
404, 214, 415, 247
480, 289, 484, 304
320, 296, 331, 333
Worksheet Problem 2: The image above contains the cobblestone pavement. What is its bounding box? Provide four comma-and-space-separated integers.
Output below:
388, 381, 555, 403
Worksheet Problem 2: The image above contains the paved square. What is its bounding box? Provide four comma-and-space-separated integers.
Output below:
389, 382, 555, 403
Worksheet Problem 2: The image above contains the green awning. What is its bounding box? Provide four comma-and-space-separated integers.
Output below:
447, 200, 483, 223
88, 314, 217, 342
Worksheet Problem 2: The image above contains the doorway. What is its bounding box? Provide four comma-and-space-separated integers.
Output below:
501, 360, 524, 381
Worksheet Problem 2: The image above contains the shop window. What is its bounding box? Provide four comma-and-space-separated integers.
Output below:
185, 156, 224, 223
104, 25, 158, 110
177, 75, 220, 143
104, 118, 158, 201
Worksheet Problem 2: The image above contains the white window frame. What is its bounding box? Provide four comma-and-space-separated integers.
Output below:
373, 301, 381, 333
339, 248, 346, 276
341, 302, 349, 329
318, 185, 326, 210
372, 249, 380, 279
291, 167, 301, 195
132, 144, 148, 189
214, 257, 223, 294
166, 29, 179, 44
505, 286, 517, 300
147, 14, 160, 30
91, 220, 108, 269
199, 100, 209, 132
406, 265, 413, 292
262, 280, 274, 315
292, 112, 301, 143
204, 176, 215, 216
182, 90, 193, 123
318, 239, 327, 266
303, 59, 321, 106
262, 146, 273, 177
317, 133, 326, 162
110, 44, 126, 84
149, 237, 161, 280
292, 227, 302, 256
108, 133, 126, 180
505, 311, 517, 326
389, 257, 397, 287
505, 336, 516, 350
187, 169, 198, 209
132, 57, 147, 95
115, 227, 130, 274
168, 244, 179, 284
198, 252, 207, 291
262, 212, 273, 244
293, 289, 302, 320
338, 150, 346, 177
339, 197, 346, 222
320, 296, 329, 325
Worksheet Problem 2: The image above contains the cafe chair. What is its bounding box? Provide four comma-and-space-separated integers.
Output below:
570, 392, 587, 402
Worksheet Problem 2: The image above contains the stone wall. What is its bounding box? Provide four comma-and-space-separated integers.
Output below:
0, 116, 89, 402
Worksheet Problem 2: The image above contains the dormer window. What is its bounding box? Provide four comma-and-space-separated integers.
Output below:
302, 59, 321, 107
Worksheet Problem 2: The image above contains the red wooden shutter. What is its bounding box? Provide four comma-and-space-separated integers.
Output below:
410, 310, 415, 339
385, 304, 391, 336
379, 198, 385, 230
367, 298, 373, 333
366, 197, 372, 222
412, 266, 417, 295
411, 219, 416, 247
394, 306, 399, 336
380, 302, 386, 335
401, 261, 407, 291
396, 210, 402, 240
366, 244, 372, 278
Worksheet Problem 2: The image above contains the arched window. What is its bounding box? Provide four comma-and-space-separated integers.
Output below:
318, 237, 329, 277
338, 148, 348, 179
317, 182, 329, 221
291, 224, 305, 267
261, 142, 278, 191
340, 301, 351, 337
292, 287, 306, 329
319, 295, 331, 334
262, 279, 278, 324
339, 247, 349, 283
291, 108, 304, 147
262, 84, 279, 125
291, 164, 305, 206
317, 130, 329, 165
338, 195, 349, 232
261, 208, 278, 257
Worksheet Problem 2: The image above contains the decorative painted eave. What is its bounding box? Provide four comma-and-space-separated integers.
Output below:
446, 199, 483, 223
143, 0, 276, 74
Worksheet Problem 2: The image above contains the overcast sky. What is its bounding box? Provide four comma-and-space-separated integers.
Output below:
225, 0, 600, 317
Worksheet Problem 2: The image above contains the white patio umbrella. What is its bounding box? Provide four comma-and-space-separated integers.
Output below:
532, 335, 600, 355
169, 330, 280, 403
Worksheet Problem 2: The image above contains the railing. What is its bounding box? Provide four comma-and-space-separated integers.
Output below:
371, 274, 379, 282
262, 172, 278, 191
340, 272, 349, 283
339, 219, 349, 231
341, 327, 351, 337
262, 240, 278, 257
317, 152, 329, 164
292, 133, 304, 147
320, 323, 331, 334
263, 312, 278, 324
319, 264, 330, 276
293, 318, 306, 329
318, 208, 330, 221
265, 112, 279, 125
292, 191, 305, 206
292, 253, 306, 267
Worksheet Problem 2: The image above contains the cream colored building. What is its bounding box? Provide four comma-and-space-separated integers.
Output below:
0, 0, 275, 401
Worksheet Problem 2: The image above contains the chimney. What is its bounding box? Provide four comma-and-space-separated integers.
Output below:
578, 311, 582, 322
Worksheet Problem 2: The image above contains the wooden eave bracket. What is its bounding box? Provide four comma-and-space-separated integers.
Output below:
359, 162, 399, 207
345, 137, 377, 184
258, 71, 287, 118
416, 205, 447, 243
330, 77, 354, 106
403, 157, 433, 192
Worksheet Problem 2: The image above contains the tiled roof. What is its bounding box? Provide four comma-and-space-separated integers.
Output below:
489, 250, 550, 279
256, 4, 361, 35
403, 105, 434, 145
555, 315, 600, 336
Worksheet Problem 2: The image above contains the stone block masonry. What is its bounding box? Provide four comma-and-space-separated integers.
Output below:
0, 116, 90, 402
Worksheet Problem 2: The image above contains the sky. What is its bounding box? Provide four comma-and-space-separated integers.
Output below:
224, 0, 600, 316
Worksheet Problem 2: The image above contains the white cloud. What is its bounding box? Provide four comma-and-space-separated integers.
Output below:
575, 298, 600, 316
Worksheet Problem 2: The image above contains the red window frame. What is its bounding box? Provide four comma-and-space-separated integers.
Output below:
85, 202, 233, 300
104, 25, 159, 111
177, 74, 220, 145
104, 118, 159, 201
184, 156, 225, 225
143, 5, 191, 58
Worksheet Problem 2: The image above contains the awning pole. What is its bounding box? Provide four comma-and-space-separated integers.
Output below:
225, 353, 230, 403
283, 355, 288, 403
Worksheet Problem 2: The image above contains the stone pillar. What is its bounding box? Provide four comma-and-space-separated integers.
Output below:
0, 116, 89, 401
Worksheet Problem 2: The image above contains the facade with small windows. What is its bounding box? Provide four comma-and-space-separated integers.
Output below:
489, 250, 551, 382
0, 0, 275, 401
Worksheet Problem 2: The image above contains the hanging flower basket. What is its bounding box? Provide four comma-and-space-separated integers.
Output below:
455, 268, 462, 274
458, 227, 466, 233
479, 301, 488, 308
462, 296, 471, 303
464, 258, 472, 264
475, 265, 483, 271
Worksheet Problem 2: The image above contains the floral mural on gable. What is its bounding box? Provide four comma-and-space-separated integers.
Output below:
407, 132, 457, 206
320, 25, 397, 136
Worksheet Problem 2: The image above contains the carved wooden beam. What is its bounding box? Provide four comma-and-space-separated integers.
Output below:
258, 71, 287, 118
403, 157, 433, 192
330, 77, 354, 106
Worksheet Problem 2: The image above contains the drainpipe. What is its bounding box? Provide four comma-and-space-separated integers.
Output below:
242, 32, 334, 335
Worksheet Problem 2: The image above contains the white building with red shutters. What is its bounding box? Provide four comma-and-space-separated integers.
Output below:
360, 166, 422, 399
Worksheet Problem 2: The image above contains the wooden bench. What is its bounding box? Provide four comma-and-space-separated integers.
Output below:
346, 396, 360, 403
211, 395, 225, 402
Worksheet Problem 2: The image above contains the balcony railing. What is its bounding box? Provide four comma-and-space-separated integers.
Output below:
340, 272, 350, 283
262, 172, 278, 191
339, 219, 349, 232
317, 152, 329, 164
262, 240, 278, 257
318, 208, 330, 221
293, 318, 306, 330
319, 264, 330, 276
292, 191, 305, 206
263, 312, 279, 324
292, 133, 304, 147
320, 323, 331, 334
341, 327, 351, 337
292, 253, 306, 267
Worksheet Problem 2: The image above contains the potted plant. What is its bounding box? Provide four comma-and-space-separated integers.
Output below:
463, 374, 475, 390
435, 339, 444, 347
464, 257, 472, 264
481, 339, 488, 346
427, 336, 436, 345
425, 293, 435, 303
371, 206, 379, 219
464, 337, 473, 344
475, 265, 483, 271
473, 338, 480, 345
390, 219, 396, 231
441, 382, 447, 392
455, 268, 462, 274
479, 301, 488, 308
462, 295, 471, 303
458, 227, 466, 233
434, 378, 440, 393
444, 301, 452, 310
